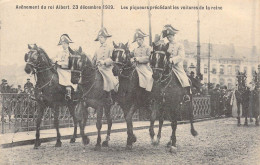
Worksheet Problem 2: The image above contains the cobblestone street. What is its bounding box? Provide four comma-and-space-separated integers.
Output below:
0, 118, 260, 165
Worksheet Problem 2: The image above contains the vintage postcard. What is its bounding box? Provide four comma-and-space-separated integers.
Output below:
0, 0, 259, 164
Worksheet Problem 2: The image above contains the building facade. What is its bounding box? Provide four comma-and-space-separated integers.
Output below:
182, 41, 259, 89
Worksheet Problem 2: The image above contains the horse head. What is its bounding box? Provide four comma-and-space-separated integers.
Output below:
236, 71, 247, 91
70, 47, 93, 84
24, 44, 52, 74
150, 42, 169, 81
111, 42, 131, 76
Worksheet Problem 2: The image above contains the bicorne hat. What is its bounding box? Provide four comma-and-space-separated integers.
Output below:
94, 28, 112, 41
132, 29, 148, 43
162, 24, 178, 38
58, 34, 73, 45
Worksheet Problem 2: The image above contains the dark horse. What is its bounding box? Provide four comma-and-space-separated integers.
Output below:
149, 43, 198, 152
24, 44, 78, 148
112, 42, 151, 149
250, 70, 260, 126
235, 72, 250, 126
72, 48, 114, 150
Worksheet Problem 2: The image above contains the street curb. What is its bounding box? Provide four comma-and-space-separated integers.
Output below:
1, 117, 217, 148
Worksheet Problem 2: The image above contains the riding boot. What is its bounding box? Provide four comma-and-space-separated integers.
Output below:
183, 87, 191, 102
65, 86, 72, 101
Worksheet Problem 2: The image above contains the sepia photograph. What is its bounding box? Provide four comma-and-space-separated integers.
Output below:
0, 0, 259, 164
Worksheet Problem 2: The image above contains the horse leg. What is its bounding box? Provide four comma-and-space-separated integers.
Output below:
94, 105, 103, 151
79, 111, 90, 146
68, 105, 77, 143
156, 109, 165, 145
126, 105, 137, 150
102, 104, 112, 147
34, 106, 44, 149
54, 106, 62, 147
187, 99, 198, 136
149, 100, 156, 145
168, 116, 178, 153
237, 102, 241, 126
244, 105, 249, 126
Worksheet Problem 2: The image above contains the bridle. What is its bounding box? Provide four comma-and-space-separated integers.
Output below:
150, 50, 169, 83
25, 49, 55, 90
113, 48, 136, 79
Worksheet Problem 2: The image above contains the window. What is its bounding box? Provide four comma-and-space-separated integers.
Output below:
227, 79, 232, 89
212, 65, 217, 74
204, 68, 207, 74
220, 78, 225, 86
235, 65, 240, 74
220, 65, 224, 74
228, 65, 232, 75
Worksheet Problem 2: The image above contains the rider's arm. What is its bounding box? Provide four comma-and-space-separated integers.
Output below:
103, 48, 113, 66
169, 44, 185, 64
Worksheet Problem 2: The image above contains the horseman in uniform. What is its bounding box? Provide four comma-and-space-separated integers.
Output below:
52, 34, 77, 100
131, 29, 153, 92
93, 27, 118, 102
162, 24, 191, 102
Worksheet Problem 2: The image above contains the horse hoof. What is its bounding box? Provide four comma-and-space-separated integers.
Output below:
237, 123, 241, 126
125, 145, 132, 150
55, 141, 62, 147
131, 135, 137, 143
94, 144, 101, 151
169, 146, 177, 153
70, 138, 76, 143
34, 145, 40, 149
250, 119, 254, 123
244, 123, 249, 127
166, 141, 172, 148
82, 137, 90, 146
102, 141, 109, 147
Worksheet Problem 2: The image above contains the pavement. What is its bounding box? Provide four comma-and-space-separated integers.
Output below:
0, 117, 214, 148
0, 117, 259, 165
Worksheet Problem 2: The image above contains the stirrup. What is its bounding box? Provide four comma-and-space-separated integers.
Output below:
183, 95, 190, 102
65, 93, 71, 101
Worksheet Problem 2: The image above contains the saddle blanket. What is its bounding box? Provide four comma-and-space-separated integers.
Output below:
135, 64, 153, 92
98, 65, 118, 92
57, 68, 77, 89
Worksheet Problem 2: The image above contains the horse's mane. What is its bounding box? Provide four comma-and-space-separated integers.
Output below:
37, 47, 53, 66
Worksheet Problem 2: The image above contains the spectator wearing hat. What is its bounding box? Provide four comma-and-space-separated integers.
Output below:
52, 34, 77, 100
162, 24, 191, 102
130, 29, 153, 92
92, 27, 118, 103
24, 78, 34, 91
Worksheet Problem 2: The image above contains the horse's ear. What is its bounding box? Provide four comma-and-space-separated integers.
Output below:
33, 44, 37, 49
28, 44, 32, 49
113, 41, 117, 48
78, 46, 82, 53
125, 42, 128, 48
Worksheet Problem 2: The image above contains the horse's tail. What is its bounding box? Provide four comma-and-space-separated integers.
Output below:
188, 95, 198, 137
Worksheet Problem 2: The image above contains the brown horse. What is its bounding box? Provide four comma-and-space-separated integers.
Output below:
24, 44, 78, 149
149, 43, 198, 152
112, 42, 151, 149
235, 72, 250, 126
72, 48, 114, 150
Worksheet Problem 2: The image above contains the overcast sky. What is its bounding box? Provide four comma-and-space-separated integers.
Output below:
0, 0, 259, 67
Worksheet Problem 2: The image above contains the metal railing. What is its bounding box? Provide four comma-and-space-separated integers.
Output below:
1, 93, 210, 134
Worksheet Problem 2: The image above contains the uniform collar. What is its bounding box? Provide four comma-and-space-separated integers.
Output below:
100, 43, 107, 47
137, 44, 145, 48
